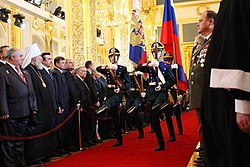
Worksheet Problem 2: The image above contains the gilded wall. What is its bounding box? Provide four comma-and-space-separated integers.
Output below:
0, 0, 220, 74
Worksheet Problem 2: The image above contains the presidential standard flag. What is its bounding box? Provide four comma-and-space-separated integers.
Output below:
160, 0, 187, 92
129, 0, 147, 65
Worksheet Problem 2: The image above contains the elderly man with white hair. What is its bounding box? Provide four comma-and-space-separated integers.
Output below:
22, 43, 54, 165
0, 47, 38, 167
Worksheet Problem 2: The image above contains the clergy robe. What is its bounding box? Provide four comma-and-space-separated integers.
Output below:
201, 0, 250, 166
24, 64, 53, 163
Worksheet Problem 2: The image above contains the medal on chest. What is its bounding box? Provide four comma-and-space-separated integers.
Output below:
42, 82, 47, 88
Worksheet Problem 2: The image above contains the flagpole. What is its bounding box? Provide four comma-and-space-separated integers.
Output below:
172, 41, 179, 93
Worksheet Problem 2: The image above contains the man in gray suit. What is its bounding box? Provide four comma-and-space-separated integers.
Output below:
188, 10, 216, 166
0, 48, 38, 167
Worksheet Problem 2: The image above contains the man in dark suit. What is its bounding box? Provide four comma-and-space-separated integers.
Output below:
41, 52, 58, 126
74, 66, 94, 148
41, 52, 59, 156
96, 48, 132, 147
84, 61, 101, 144
52, 56, 70, 156
0, 45, 9, 166
85, 61, 99, 107
0, 45, 9, 67
189, 10, 216, 166
64, 59, 80, 150
0, 48, 38, 167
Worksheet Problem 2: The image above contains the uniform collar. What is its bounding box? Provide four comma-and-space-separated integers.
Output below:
205, 33, 212, 40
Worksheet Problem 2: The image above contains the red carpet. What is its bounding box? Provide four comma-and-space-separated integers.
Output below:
46, 111, 198, 167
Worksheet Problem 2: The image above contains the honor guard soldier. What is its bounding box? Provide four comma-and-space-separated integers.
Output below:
96, 47, 132, 147
127, 70, 146, 139
162, 52, 183, 142
136, 41, 175, 151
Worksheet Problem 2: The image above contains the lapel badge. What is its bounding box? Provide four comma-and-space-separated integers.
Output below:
23, 71, 28, 75
6, 70, 9, 74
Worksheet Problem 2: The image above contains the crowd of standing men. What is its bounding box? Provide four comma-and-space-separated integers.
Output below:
0, 40, 186, 167
0, 5, 246, 167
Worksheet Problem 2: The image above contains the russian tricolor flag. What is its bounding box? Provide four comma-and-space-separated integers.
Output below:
160, 0, 187, 92
129, 0, 147, 65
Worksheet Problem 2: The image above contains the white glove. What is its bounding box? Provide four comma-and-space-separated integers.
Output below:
171, 64, 178, 69
153, 60, 159, 67
122, 101, 126, 107
95, 101, 100, 107
76, 103, 81, 110
155, 85, 161, 91
148, 62, 153, 67
114, 87, 120, 93
140, 92, 146, 98
110, 64, 118, 70
134, 71, 143, 76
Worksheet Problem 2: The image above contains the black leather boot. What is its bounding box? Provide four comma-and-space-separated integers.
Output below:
112, 140, 123, 147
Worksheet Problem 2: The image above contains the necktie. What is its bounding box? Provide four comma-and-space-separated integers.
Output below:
48, 69, 54, 80
15, 66, 27, 84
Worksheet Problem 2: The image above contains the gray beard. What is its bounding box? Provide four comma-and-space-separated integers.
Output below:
36, 62, 43, 70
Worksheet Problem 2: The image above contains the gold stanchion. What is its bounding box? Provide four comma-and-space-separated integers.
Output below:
77, 103, 83, 151
96, 120, 101, 140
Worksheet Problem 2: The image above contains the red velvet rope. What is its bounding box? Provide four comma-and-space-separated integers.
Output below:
96, 117, 112, 121
0, 108, 78, 141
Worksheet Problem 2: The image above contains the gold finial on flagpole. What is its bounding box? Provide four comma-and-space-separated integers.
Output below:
155, 29, 158, 41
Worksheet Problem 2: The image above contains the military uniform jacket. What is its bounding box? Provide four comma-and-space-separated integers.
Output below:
129, 72, 146, 92
96, 64, 131, 96
136, 61, 175, 91
189, 36, 212, 109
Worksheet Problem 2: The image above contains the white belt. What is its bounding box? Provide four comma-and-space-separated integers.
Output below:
107, 84, 116, 88
149, 82, 157, 86
149, 82, 163, 86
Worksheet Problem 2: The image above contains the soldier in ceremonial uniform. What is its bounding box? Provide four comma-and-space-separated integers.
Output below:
162, 52, 183, 142
127, 70, 146, 139
135, 41, 175, 151
96, 48, 131, 147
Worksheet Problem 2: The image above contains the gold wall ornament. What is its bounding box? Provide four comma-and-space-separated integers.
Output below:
181, 42, 194, 78
89, 0, 97, 62
10, 7, 21, 48
32, 18, 38, 30
141, 0, 152, 14
71, 0, 85, 66
95, 0, 131, 66
196, 3, 210, 15
0, 23, 8, 46
45, 21, 54, 42
44, 20, 53, 53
